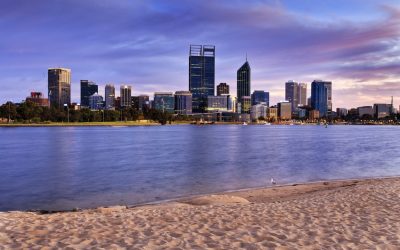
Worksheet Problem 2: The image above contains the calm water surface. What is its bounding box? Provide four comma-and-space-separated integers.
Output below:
0, 125, 399, 211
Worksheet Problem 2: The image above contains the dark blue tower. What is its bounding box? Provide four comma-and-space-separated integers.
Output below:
189, 45, 215, 113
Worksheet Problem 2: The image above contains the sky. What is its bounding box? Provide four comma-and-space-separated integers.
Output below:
0, 0, 399, 109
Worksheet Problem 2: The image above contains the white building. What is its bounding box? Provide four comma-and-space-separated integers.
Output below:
250, 103, 268, 121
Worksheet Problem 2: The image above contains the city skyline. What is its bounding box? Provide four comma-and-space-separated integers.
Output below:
1, 0, 399, 108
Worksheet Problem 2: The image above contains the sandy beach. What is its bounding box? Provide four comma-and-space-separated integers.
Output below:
1, 177, 400, 249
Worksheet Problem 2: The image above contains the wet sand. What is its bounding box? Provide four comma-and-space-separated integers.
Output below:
1, 177, 400, 249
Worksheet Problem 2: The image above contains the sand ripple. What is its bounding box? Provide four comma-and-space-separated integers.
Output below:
1, 178, 400, 249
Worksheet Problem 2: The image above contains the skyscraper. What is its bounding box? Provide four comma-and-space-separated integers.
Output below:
189, 45, 215, 113
175, 91, 192, 115
298, 83, 307, 106
120, 85, 132, 108
285, 81, 307, 110
285, 81, 298, 110
311, 80, 332, 117
48, 68, 71, 108
237, 60, 251, 102
217, 83, 229, 96
251, 90, 269, 106
105, 84, 115, 110
80, 80, 98, 107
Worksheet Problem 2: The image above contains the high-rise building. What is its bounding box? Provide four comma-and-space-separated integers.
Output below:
80, 80, 98, 107
189, 45, 215, 113
278, 101, 292, 120
120, 85, 132, 108
175, 91, 192, 115
105, 84, 115, 110
285, 81, 307, 110
298, 83, 307, 106
251, 90, 269, 106
217, 83, 229, 96
206, 95, 232, 112
48, 68, 71, 108
154, 92, 175, 113
311, 80, 332, 117
241, 96, 252, 114
237, 60, 251, 107
285, 81, 298, 110
88, 93, 104, 110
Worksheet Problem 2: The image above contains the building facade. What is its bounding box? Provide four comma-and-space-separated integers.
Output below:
278, 101, 292, 120
120, 85, 132, 108
105, 84, 115, 110
240, 96, 251, 114
175, 91, 192, 115
267, 106, 278, 120
311, 80, 332, 117
217, 83, 229, 96
80, 80, 98, 107
138, 95, 150, 111
154, 92, 175, 113
373, 104, 391, 119
206, 95, 232, 112
298, 83, 307, 107
309, 110, 320, 120
26, 92, 49, 107
357, 106, 374, 118
237, 60, 251, 113
189, 45, 215, 113
336, 108, 348, 117
48, 68, 71, 108
250, 104, 268, 121
88, 93, 104, 110
251, 90, 269, 106
285, 81, 307, 110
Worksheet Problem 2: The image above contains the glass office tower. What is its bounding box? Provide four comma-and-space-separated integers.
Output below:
80, 80, 98, 108
189, 45, 215, 113
311, 80, 332, 117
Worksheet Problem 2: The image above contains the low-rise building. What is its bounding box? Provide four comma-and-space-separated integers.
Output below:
309, 110, 320, 120
207, 95, 232, 112
154, 92, 175, 113
278, 101, 292, 120
267, 106, 278, 120
88, 93, 104, 110
25, 92, 49, 107
250, 103, 268, 121
357, 106, 374, 118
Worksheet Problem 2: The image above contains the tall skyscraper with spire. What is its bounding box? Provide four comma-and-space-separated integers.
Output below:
237, 58, 251, 113
189, 45, 215, 113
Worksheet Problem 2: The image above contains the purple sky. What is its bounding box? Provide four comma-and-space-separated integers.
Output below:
1, 0, 399, 109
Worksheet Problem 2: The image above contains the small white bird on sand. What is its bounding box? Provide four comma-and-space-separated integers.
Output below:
271, 177, 277, 185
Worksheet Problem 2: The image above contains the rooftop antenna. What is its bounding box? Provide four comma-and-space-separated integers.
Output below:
246, 52, 248, 62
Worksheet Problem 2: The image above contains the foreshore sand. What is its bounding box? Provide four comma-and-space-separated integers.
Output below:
1, 177, 400, 249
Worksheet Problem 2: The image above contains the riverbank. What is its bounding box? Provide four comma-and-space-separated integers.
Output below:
1, 177, 399, 248
0, 121, 161, 127
1, 121, 399, 127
